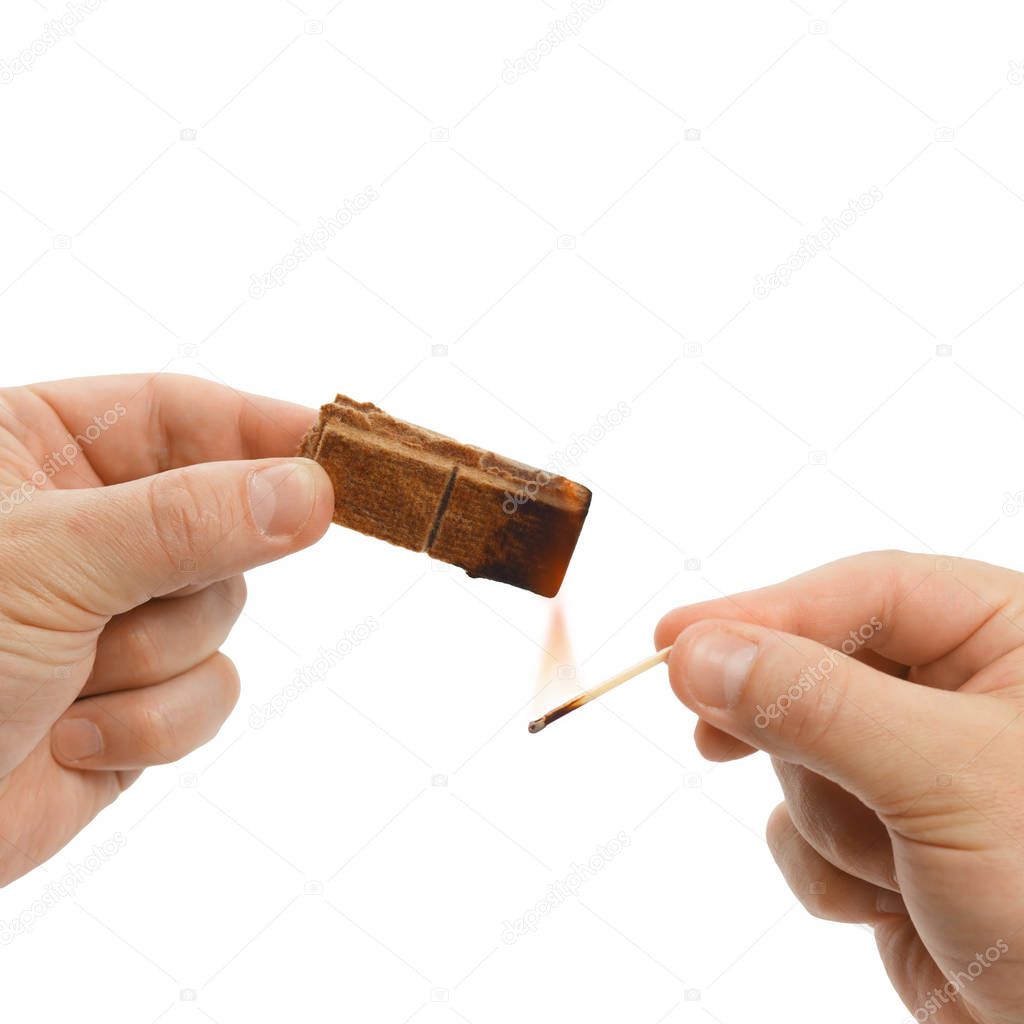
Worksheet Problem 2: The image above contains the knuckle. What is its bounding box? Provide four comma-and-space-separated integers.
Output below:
864, 548, 906, 564
853, 549, 909, 574
800, 883, 841, 921
190, 655, 241, 747
117, 769, 144, 793
124, 616, 165, 681
210, 576, 247, 623
144, 469, 223, 573
211, 653, 241, 715
226, 574, 247, 609
766, 815, 847, 921
138, 702, 179, 763
765, 803, 794, 856
0, 848, 20, 888
778, 654, 852, 755
182, 578, 245, 637
135, 655, 239, 762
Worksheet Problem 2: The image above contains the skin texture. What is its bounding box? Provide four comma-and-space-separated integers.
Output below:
656, 551, 1024, 1024
0, 374, 333, 885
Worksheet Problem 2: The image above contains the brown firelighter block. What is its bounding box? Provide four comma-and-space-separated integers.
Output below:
299, 395, 591, 597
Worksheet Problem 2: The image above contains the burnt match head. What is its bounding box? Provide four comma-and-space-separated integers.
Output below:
527, 694, 590, 733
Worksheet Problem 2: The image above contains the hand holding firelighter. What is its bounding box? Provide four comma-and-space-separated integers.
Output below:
0, 378, 591, 890
0, 374, 336, 887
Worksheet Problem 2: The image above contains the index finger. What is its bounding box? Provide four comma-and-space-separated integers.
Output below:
15, 373, 316, 484
655, 550, 1024, 687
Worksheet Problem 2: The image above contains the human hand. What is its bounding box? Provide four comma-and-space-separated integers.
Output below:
656, 551, 1024, 1024
0, 374, 333, 885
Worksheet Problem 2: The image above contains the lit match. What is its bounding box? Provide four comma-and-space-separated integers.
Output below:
528, 646, 672, 733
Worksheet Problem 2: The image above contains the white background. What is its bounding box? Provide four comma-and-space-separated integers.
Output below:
2, 0, 1024, 1021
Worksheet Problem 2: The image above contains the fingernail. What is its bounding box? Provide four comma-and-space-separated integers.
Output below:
684, 631, 757, 709
876, 890, 906, 916
249, 461, 318, 537
53, 719, 103, 763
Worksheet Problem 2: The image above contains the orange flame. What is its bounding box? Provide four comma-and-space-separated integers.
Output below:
534, 600, 580, 711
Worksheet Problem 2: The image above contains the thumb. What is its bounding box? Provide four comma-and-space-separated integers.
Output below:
667, 619, 1010, 816
17, 457, 334, 617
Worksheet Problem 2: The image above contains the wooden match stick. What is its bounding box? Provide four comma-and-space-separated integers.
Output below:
528, 647, 672, 733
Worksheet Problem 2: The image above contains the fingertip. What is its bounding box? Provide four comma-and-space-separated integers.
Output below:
667, 621, 709, 706
765, 800, 794, 853
298, 457, 335, 544
216, 652, 242, 714
655, 600, 746, 652
246, 457, 334, 552
52, 717, 104, 767
654, 608, 687, 651
667, 626, 692, 705
667, 619, 763, 713
693, 718, 757, 761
